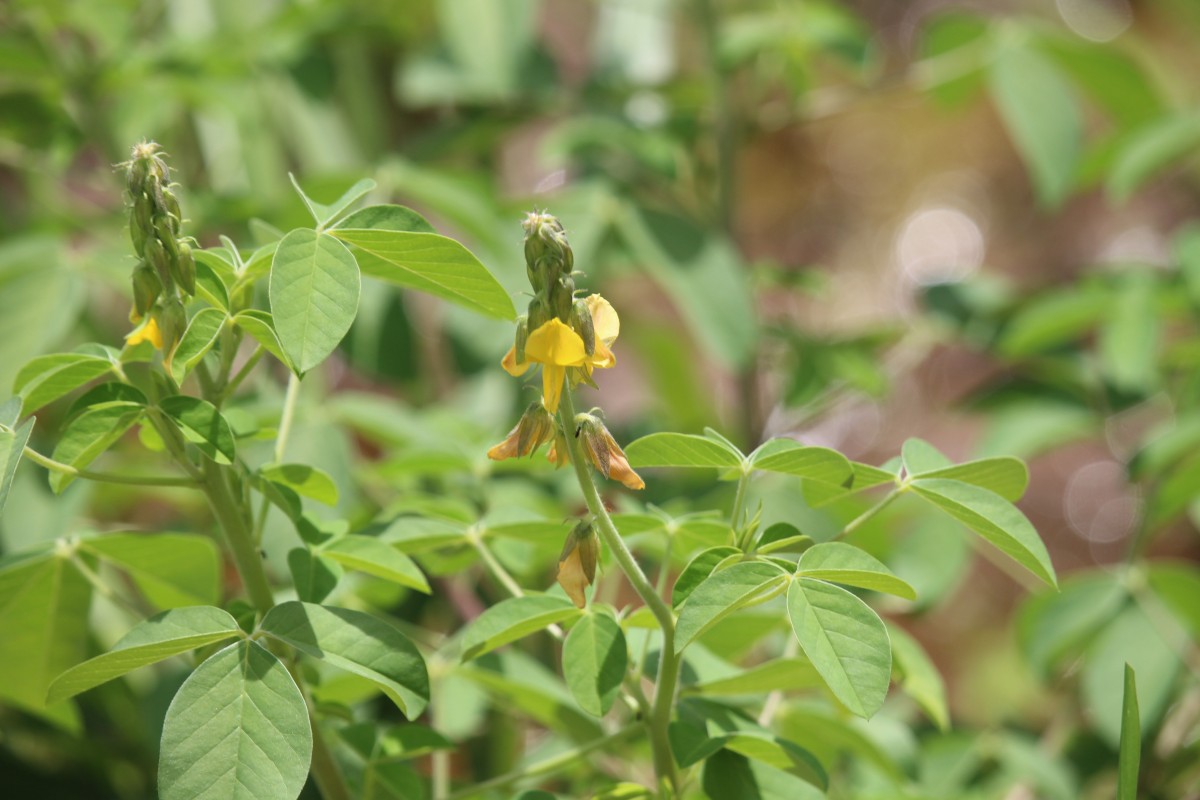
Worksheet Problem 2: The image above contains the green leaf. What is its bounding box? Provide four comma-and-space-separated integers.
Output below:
803, 461, 897, 507
563, 609, 627, 717
688, 658, 822, 697
1108, 113, 1200, 203
333, 204, 436, 233
797, 542, 917, 600
0, 552, 90, 729
458, 651, 602, 741
0, 414, 34, 518
901, 438, 952, 475
888, 625, 949, 730
170, 308, 227, 384
750, 439, 853, 487
1081, 603, 1182, 747
193, 258, 231, 310
322, 535, 430, 593
260, 601, 430, 718
909, 478, 1057, 587
1018, 572, 1126, 677
46, 606, 241, 704
260, 463, 339, 506
287, 548, 341, 603
701, 748, 824, 800
290, 175, 377, 229
158, 640, 312, 800
461, 595, 582, 662
67, 383, 147, 420
998, 285, 1110, 358
233, 310, 292, 370
675, 561, 790, 653
49, 401, 143, 493
159, 395, 237, 465
1099, 270, 1159, 393
787, 578, 892, 718
14, 353, 113, 414
988, 45, 1081, 207
915, 457, 1029, 502
81, 533, 220, 609
1147, 562, 1200, 639
269, 228, 361, 374
330, 228, 514, 320
672, 546, 742, 608
1117, 664, 1140, 800
625, 432, 744, 470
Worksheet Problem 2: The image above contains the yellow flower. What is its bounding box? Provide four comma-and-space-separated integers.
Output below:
126, 316, 164, 349
577, 414, 645, 490
502, 294, 619, 413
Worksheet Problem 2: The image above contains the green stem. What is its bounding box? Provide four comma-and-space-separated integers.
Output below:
557, 388, 680, 796
469, 529, 528, 601
216, 345, 264, 406
201, 462, 275, 616
730, 469, 751, 549
275, 372, 301, 463
834, 488, 901, 541
70, 554, 145, 616
23, 446, 200, 487
445, 724, 640, 800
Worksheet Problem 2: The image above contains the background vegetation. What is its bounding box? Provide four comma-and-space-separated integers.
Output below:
1, 0, 1198, 798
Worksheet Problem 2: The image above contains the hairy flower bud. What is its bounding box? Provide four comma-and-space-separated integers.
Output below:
527, 296, 551, 331
522, 211, 574, 292
552, 275, 575, 321
131, 261, 163, 321
158, 295, 187, 356
513, 315, 530, 364
144, 236, 171, 285
176, 242, 196, 296
556, 520, 598, 608
576, 414, 645, 490
487, 402, 556, 461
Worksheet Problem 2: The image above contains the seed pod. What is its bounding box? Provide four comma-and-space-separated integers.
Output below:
570, 298, 595, 356
176, 242, 196, 296
131, 261, 163, 320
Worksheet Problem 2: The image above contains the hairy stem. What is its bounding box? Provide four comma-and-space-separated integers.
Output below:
557, 388, 680, 796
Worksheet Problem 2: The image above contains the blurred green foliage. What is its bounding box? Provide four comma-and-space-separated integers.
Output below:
2, 0, 1200, 799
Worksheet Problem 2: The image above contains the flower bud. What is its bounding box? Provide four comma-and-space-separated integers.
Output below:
576, 414, 645, 490
163, 189, 183, 234
552, 275, 575, 320
131, 261, 163, 321
556, 520, 598, 608
159, 295, 187, 356
513, 315, 529, 364
546, 427, 571, 469
487, 402, 556, 461
176, 242, 196, 296
144, 236, 171, 284
527, 296, 551, 331
570, 298, 595, 356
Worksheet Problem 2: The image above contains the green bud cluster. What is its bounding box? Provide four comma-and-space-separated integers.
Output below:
122, 141, 195, 337
518, 211, 594, 353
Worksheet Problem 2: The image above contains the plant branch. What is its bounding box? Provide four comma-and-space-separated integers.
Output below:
23, 446, 201, 487
558, 387, 680, 796
444, 724, 640, 800
834, 488, 901, 541
275, 372, 302, 463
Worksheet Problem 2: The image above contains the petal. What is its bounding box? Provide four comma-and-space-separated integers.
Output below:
556, 548, 589, 608
541, 364, 566, 414
501, 345, 531, 377
525, 319, 588, 367
590, 338, 616, 370
586, 294, 619, 345
486, 424, 523, 461
609, 453, 646, 490
126, 317, 163, 350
